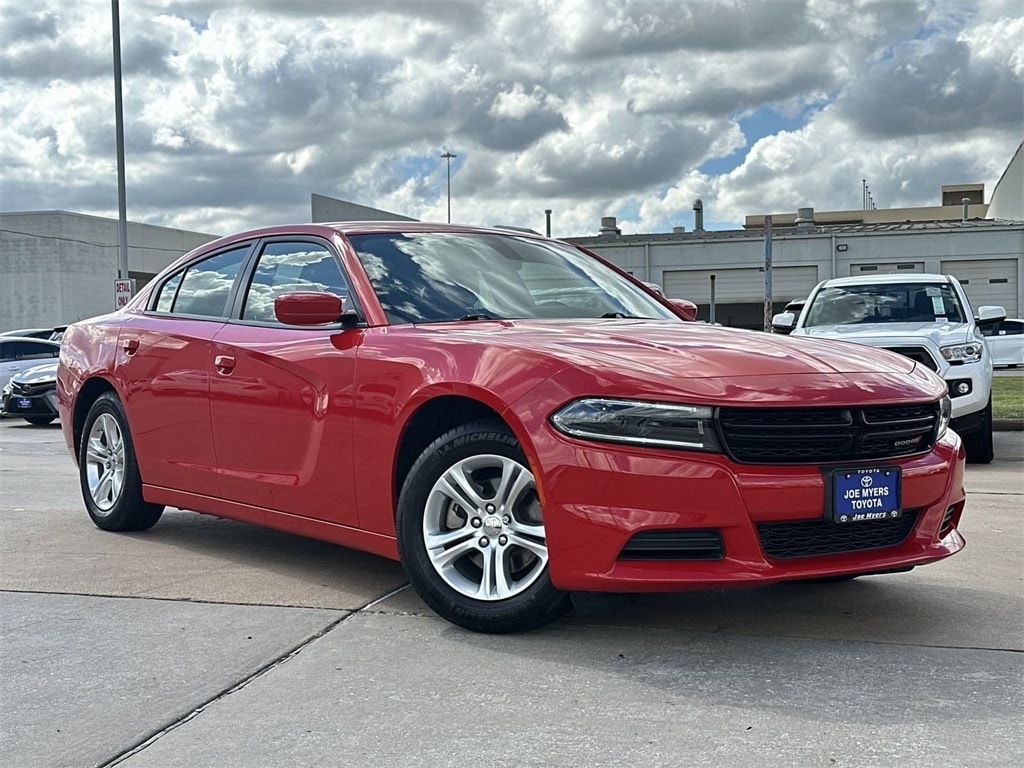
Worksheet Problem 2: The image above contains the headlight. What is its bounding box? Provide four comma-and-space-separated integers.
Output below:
940, 342, 982, 364
550, 398, 721, 452
937, 395, 952, 439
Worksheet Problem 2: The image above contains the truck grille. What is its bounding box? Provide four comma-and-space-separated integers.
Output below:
757, 510, 919, 558
883, 346, 938, 371
717, 403, 939, 464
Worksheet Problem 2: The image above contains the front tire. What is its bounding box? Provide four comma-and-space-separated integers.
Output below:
963, 397, 994, 464
397, 420, 570, 633
25, 416, 56, 426
79, 392, 164, 531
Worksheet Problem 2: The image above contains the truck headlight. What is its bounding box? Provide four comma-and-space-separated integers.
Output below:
550, 398, 721, 452
940, 342, 982, 364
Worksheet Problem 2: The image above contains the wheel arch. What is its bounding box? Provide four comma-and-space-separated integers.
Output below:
393, 394, 518, 514
72, 376, 119, 457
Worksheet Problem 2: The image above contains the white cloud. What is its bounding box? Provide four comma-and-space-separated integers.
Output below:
0, 0, 1020, 239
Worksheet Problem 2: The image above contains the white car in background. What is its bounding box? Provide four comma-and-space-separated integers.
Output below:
773, 273, 1005, 464
0, 336, 61, 391
980, 318, 1024, 368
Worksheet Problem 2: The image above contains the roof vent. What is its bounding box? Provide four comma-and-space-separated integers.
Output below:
673, 226, 686, 234
599, 216, 621, 236
693, 199, 704, 231
795, 207, 815, 230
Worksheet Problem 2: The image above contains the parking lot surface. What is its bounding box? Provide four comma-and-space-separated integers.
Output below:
1, 420, 1021, 767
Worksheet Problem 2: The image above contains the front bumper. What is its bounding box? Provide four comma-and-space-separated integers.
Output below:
2, 389, 59, 419
534, 428, 966, 592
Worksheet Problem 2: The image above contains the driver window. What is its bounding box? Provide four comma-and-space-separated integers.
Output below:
242, 241, 349, 322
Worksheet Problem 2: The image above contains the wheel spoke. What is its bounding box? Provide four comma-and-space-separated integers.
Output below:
86, 435, 109, 465
424, 525, 476, 552
506, 531, 548, 561
507, 518, 545, 540
436, 467, 486, 510
429, 536, 479, 570
492, 459, 532, 511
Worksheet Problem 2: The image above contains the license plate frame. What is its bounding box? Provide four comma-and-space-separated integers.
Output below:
825, 466, 902, 524
13, 397, 32, 411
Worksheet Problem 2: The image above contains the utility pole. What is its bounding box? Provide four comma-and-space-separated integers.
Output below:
111, 0, 128, 282
440, 151, 456, 222
763, 216, 773, 331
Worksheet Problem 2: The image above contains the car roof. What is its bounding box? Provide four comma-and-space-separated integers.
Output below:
819, 273, 953, 288
190, 220, 551, 255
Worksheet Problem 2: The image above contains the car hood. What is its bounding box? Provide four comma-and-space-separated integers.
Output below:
425, 318, 914, 376
408, 319, 944, 407
12, 361, 58, 385
796, 321, 971, 347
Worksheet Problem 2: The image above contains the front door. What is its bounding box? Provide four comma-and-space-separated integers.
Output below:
209, 239, 360, 525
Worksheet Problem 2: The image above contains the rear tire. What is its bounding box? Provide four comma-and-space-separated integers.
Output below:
79, 392, 164, 532
397, 419, 570, 633
963, 398, 994, 464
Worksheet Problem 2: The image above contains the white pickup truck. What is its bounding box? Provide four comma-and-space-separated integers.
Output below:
772, 273, 1005, 463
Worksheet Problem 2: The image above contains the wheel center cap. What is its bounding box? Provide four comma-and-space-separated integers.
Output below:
482, 515, 503, 536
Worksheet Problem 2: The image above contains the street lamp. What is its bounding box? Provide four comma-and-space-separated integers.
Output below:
440, 150, 456, 222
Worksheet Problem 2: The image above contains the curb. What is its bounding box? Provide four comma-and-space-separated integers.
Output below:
994, 419, 1024, 432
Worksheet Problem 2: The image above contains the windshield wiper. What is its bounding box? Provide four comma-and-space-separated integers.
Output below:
601, 311, 643, 319
458, 312, 496, 321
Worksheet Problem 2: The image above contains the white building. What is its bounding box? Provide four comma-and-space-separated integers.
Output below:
0, 211, 216, 331
2, 146, 1021, 331
568, 215, 1023, 328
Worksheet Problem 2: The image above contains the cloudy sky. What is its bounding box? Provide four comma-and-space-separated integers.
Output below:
1, 1, 1021, 238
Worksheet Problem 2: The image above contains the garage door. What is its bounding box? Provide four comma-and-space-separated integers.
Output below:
663, 266, 818, 303
940, 259, 1019, 316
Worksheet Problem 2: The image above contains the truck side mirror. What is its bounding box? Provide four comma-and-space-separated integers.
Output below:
771, 312, 796, 334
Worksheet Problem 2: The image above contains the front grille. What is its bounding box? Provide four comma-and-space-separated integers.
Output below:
757, 510, 919, 559
619, 529, 724, 560
717, 403, 938, 464
11, 381, 54, 397
884, 346, 939, 371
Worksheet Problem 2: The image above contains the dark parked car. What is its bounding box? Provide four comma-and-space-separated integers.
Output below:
2, 361, 59, 425
58, 221, 965, 633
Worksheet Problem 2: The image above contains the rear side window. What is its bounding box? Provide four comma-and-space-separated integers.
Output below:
0, 340, 59, 362
241, 241, 349, 323
154, 246, 250, 318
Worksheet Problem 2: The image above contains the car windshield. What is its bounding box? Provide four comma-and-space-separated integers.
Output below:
803, 282, 965, 327
349, 231, 680, 324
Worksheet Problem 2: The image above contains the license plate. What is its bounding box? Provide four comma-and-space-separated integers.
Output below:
829, 467, 901, 524
14, 397, 32, 410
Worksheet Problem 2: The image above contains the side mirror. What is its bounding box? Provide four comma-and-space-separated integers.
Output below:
274, 291, 347, 326
771, 312, 796, 333
668, 298, 698, 321
975, 305, 1007, 327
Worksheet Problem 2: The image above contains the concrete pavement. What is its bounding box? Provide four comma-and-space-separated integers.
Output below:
1, 422, 1021, 767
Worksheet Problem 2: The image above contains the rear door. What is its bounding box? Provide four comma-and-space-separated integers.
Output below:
116, 244, 251, 496
209, 238, 361, 525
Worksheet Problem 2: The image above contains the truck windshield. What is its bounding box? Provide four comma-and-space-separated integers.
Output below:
804, 282, 965, 327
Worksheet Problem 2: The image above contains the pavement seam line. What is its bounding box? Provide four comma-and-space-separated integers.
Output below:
102, 586, 412, 767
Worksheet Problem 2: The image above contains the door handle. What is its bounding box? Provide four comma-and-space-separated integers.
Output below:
122, 338, 139, 355
214, 355, 235, 373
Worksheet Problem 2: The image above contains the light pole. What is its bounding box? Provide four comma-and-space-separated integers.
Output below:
440, 150, 456, 222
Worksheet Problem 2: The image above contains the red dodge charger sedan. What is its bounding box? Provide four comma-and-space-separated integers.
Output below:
57, 222, 965, 632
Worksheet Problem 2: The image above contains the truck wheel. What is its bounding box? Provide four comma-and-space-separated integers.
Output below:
963, 397, 994, 464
